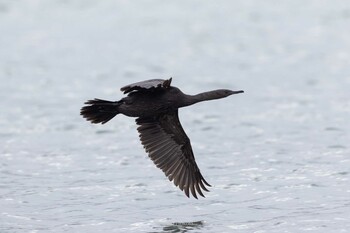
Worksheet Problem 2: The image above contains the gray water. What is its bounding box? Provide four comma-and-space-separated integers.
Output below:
1, 1, 350, 232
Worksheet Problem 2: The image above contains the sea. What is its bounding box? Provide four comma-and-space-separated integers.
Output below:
1, 1, 349, 232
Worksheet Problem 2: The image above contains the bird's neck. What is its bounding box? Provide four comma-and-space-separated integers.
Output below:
183, 90, 226, 106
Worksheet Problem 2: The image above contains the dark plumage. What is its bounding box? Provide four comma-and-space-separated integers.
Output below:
80, 78, 244, 199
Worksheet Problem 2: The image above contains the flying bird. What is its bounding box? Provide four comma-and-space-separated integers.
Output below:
80, 78, 243, 198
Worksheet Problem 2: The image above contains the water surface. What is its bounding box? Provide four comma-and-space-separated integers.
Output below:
1, 1, 350, 232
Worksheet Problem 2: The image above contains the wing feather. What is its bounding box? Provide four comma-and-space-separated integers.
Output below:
136, 111, 211, 198
121, 78, 172, 94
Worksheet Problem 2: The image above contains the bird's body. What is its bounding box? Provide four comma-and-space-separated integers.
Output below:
118, 87, 185, 118
81, 78, 243, 198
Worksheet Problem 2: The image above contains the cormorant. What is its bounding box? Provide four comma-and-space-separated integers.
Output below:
80, 78, 243, 198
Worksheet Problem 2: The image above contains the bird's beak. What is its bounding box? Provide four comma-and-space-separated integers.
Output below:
229, 90, 244, 95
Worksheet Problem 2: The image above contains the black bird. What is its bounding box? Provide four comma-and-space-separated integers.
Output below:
80, 78, 243, 198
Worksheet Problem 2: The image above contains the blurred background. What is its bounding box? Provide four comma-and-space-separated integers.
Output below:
1, 0, 349, 232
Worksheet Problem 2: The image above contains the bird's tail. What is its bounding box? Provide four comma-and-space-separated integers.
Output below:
80, 98, 120, 124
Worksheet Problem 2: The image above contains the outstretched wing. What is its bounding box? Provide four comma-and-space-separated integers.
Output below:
121, 78, 172, 94
136, 111, 211, 199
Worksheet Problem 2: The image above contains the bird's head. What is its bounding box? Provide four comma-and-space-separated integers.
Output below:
218, 89, 244, 97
